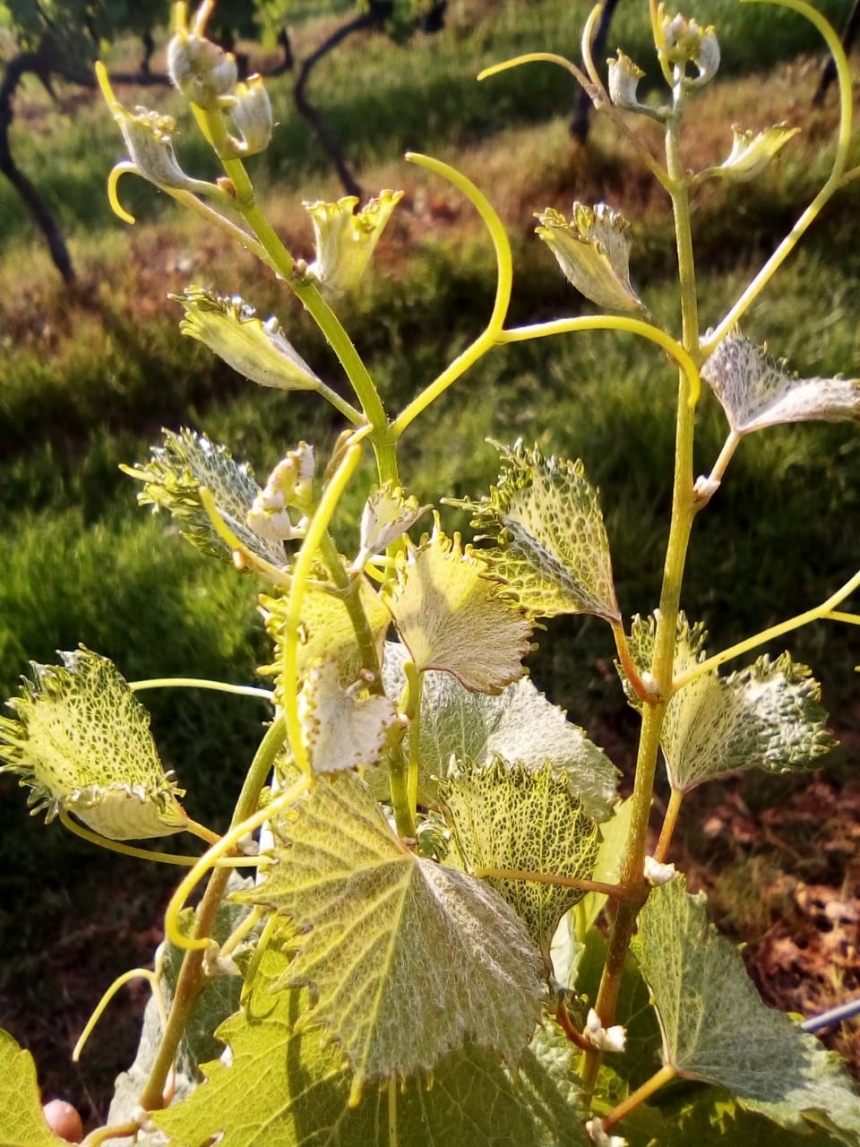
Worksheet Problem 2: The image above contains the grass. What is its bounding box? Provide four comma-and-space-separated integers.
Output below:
1, 0, 859, 1116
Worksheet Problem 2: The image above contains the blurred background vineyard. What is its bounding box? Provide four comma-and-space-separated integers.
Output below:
1, 0, 859, 1125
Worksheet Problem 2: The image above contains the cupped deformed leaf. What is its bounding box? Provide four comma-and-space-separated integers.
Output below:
443, 756, 601, 958
701, 331, 860, 435
0, 648, 187, 840
535, 203, 644, 312
456, 443, 620, 623
625, 614, 834, 792
381, 643, 619, 820
705, 123, 800, 183
298, 658, 401, 774
354, 482, 431, 569
0, 1030, 70, 1147
633, 877, 860, 1143
175, 288, 322, 392
242, 771, 544, 1093
122, 428, 287, 568
259, 580, 390, 701
384, 528, 533, 693
153, 940, 588, 1147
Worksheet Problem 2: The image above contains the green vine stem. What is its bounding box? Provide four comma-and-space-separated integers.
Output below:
702, 0, 854, 354
473, 867, 629, 900
602, 1063, 679, 1132
137, 715, 300, 1112
129, 678, 274, 701
654, 788, 685, 862
281, 443, 364, 777
673, 566, 860, 690
390, 152, 514, 438
585, 59, 702, 1085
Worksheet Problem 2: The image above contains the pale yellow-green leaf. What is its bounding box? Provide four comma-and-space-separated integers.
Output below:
633, 877, 860, 1143
241, 771, 544, 1090
123, 428, 287, 568
458, 443, 620, 623
154, 938, 588, 1147
443, 757, 600, 959
707, 123, 800, 183
305, 191, 403, 294
175, 288, 321, 392
0, 1030, 70, 1147
0, 648, 187, 840
701, 331, 860, 435
535, 203, 644, 312
298, 658, 400, 774
626, 615, 834, 792
380, 643, 619, 820
355, 482, 430, 568
259, 580, 390, 701
384, 529, 532, 693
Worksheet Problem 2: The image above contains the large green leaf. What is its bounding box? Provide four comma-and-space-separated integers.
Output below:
241, 772, 544, 1094
632, 877, 860, 1143
443, 756, 600, 959
123, 428, 287, 567
0, 648, 187, 840
384, 529, 533, 694
626, 615, 834, 792
154, 939, 589, 1147
381, 643, 618, 820
457, 443, 620, 622
0, 1030, 69, 1147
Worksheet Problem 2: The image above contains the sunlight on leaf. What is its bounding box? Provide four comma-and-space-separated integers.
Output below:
0, 648, 187, 840
0, 1030, 70, 1147
535, 203, 644, 312
457, 443, 620, 622
443, 757, 601, 959
241, 772, 544, 1092
706, 123, 800, 183
154, 938, 588, 1147
701, 331, 860, 435
381, 643, 618, 819
259, 581, 390, 701
298, 658, 401, 774
626, 615, 834, 792
633, 877, 860, 1143
384, 528, 533, 693
122, 429, 287, 568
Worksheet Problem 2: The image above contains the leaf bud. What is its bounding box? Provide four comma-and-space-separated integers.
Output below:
583, 1007, 627, 1053
535, 202, 644, 312
304, 190, 404, 293
659, 6, 720, 83
225, 75, 274, 157
168, 28, 238, 109
709, 123, 800, 183
585, 1118, 628, 1147
644, 855, 677, 885
607, 50, 645, 111
174, 288, 322, 392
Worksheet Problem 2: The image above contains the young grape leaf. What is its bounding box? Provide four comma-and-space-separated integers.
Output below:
240, 771, 544, 1092
384, 529, 533, 693
122, 428, 287, 567
298, 658, 400, 774
535, 203, 644, 313
153, 940, 588, 1147
654, 1087, 848, 1146
625, 615, 834, 792
0, 648, 187, 840
632, 877, 860, 1143
0, 1030, 70, 1147
259, 581, 390, 701
701, 331, 860, 435
457, 443, 620, 622
443, 756, 601, 959
381, 642, 618, 819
